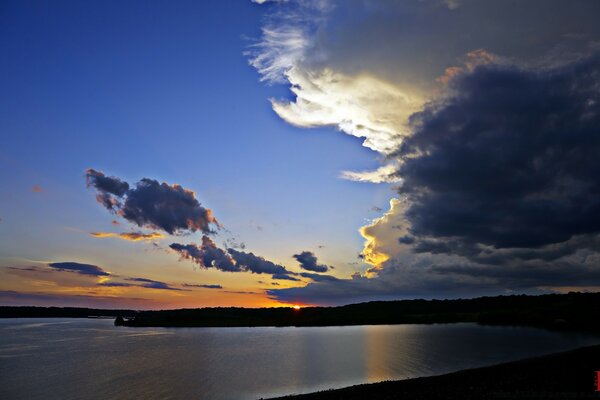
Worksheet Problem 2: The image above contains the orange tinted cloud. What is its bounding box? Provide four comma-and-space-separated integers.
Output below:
90, 231, 164, 242
32, 185, 43, 193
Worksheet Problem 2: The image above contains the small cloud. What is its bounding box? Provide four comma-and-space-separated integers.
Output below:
111, 220, 120, 226
299, 272, 339, 282
6, 265, 52, 274
48, 262, 109, 276
371, 206, 383, 212
85, 169, 129, 196
90, 231, 164, 242
170, 237, 240, 272
85, 169, 219, 235
32, 185, 43, 193
181, 283, 223, 289
224, 290, 260, 295
293, 251, 331, 273
443, 0, 460, 10
125, 277, 182, 291
272, 273, 300, 281
227, 248, 290, 275
340, 163, 402, 184
171, 238, 298, 278
97, 281, 135, 287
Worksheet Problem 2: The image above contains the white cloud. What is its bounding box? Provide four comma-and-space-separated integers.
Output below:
273, 68, 423, 153
340, 163, 402, 184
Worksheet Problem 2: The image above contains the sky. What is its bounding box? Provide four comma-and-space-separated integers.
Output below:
1, 0, 600, 309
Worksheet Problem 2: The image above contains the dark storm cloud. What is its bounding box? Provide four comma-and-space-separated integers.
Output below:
48, 262, 110, 276
268, 53, 600, 305
267, 260, 594, 306
227, 248, 289, 275
85, 169, 219, 235
412, 235, 600, 266
170, 236, 240, 272
395, 52, 600, 260
293, 251, 330, 273
181, 283, 223, 289
431, 261, 600, 289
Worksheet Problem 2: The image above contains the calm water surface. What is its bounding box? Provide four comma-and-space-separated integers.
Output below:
1, 318, 598, 400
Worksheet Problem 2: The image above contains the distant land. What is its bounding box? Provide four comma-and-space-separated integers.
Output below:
2, 292, 600, 333
267, 344, 600, 400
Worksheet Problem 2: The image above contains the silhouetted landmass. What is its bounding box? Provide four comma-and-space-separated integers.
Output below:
266, 344, 600, 400
116, 292, 600, 331
3, 292, 600, 333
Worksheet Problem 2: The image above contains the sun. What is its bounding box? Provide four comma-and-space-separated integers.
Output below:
293, 305, 301, 310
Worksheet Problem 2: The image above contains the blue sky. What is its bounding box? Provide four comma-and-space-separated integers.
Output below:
2, 0, 600, 308
0, 0, 391, 308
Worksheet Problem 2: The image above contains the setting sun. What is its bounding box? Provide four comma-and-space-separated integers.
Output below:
293, 305, 301, 310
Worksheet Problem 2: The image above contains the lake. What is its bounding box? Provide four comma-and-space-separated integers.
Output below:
1, 318, 598, 399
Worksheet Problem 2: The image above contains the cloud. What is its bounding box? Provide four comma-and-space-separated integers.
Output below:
269, 52, 600, 305
298, 272, 339, 282
124, 277, 183, 291
269, 258, 600, 306
224, 290, 262, 295
270, 69, 422, 154
251, 0, 600, 176
181, 283, 223, 289
97, 281, 135, 287
86, 169, 130, 196
293, 251, 330, 273
170, 237, 300, 280
249, 1, 423, 154
90, 231, 165, 242
271, 273, 300, 281
227, 248, 289, 275
170, 236, 240, 272
85, 169, 219, 235
395, 53, 600, 257
121, 178, 219, 235
340, 163, 402, 184
47, 262, 110, 276
32, 185, 43, 193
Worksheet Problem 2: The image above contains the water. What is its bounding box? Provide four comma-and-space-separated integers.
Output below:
0, 319, 598, 400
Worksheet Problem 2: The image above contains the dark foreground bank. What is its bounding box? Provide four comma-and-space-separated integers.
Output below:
267, 345, 600, 400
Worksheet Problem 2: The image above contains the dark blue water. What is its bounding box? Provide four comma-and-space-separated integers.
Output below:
0, 318, 598, 399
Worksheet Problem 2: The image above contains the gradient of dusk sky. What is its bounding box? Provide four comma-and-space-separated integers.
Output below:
3, 0, 600, 309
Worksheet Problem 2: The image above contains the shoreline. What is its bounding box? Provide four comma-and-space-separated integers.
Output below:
267, 345, 600, 400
